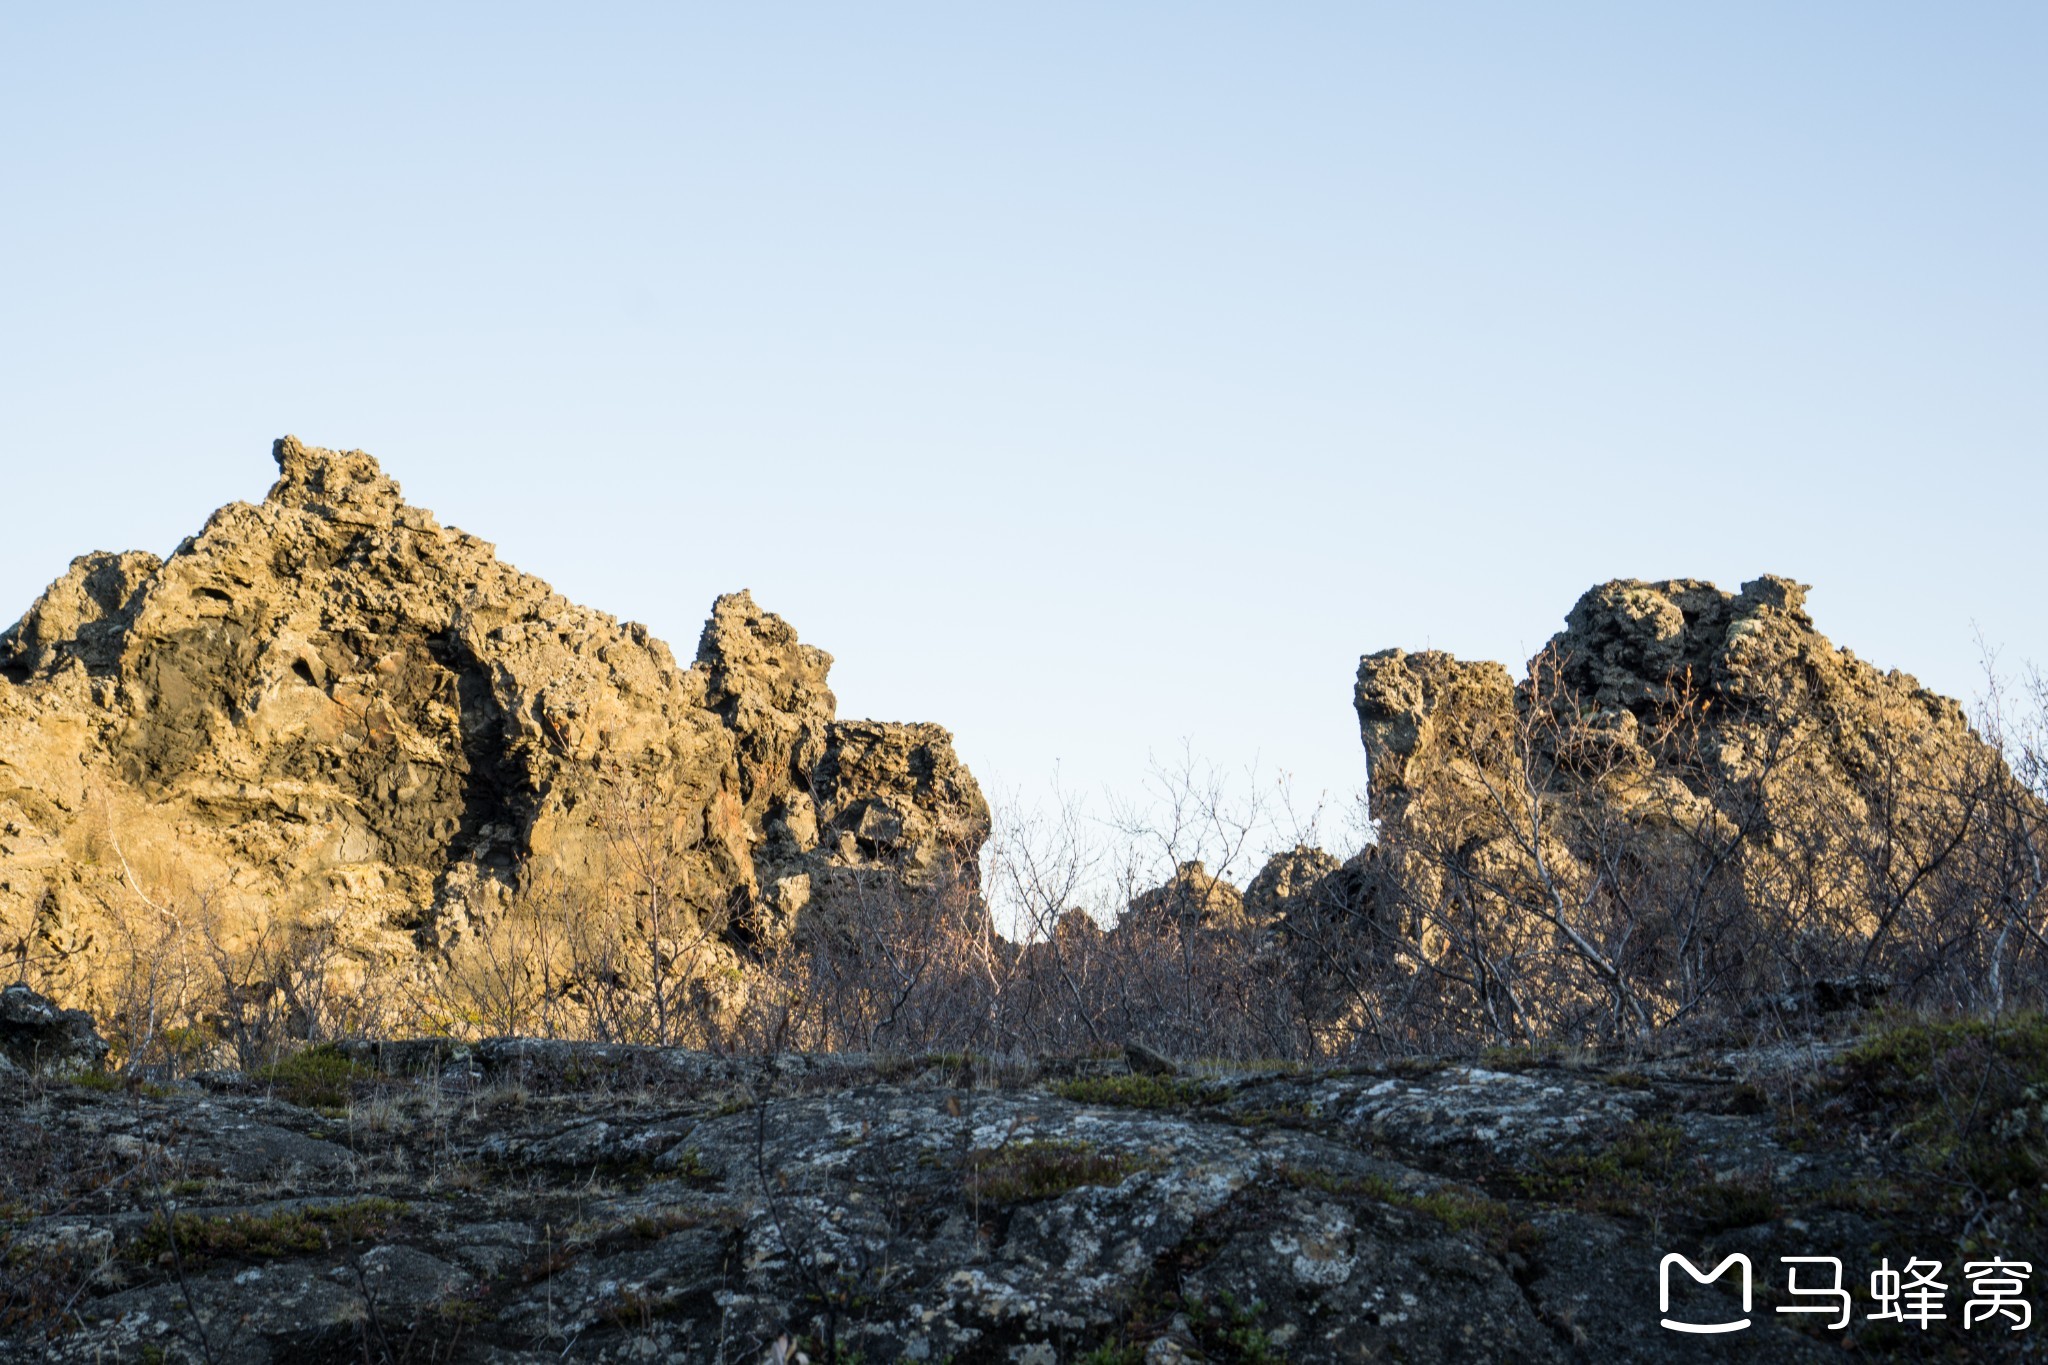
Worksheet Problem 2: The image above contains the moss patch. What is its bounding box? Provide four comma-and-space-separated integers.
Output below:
125, 1198, 408, 1267
967, 1140, 1148, 1204
1511, 1121, 1781, 1230
63, 1070, 124, 1093
1515, 1120, 1685, 1215
1829, 1012, 2048, 1214
253, 1044, 375, 1111
1051, 1075, 1217, 1110
1278, 1164, 1526, 1251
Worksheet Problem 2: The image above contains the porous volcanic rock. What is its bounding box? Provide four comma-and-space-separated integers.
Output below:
1201, 574, 2042, 1035
1123, 860, 1248, 931
1242, 845, 1343, 925
1354, 575, 2028, 889
0, 438, 986, 1027
1345, 576, 2042, 992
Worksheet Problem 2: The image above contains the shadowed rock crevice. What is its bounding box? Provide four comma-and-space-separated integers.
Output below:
428, 627, 534, 878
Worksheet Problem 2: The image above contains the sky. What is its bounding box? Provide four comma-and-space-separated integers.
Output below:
2, 4, 2043, 865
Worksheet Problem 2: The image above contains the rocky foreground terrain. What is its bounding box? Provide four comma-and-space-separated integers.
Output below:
4, 986, 2045, 1363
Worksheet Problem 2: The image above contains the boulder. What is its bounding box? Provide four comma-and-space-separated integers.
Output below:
0, 981, 108, 1074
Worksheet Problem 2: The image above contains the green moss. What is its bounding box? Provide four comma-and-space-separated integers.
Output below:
1597, 1070, 1652, 1089
1477, 1044, 1549, 1071
967, 1140, 1148, 1204
1691, 1174, 1780, 1231
65, 1069, 123, 1092
625, 1209, 698, 1241
253, 1044, 374, 1111
1225, 1098, 1321, 1128
1381, 1056, 1448, 1078
668, 1147, 714, 1182
1077, 1347, 1144, 1365
124, 1198, 408, 1267
1514, 1121, 1786, 1229
1191, 1291, 1286, 1364
569, 1206, 711, 1257
431, 1292, 493, 1327
1832, 1012, 2048, 1209
1051, 1075, 1217, 1109
1516, 1120, 1685, 1215
1278, 1165, 1525, 1250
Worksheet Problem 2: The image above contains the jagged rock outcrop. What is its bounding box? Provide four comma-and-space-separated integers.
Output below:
1188, 574, 2043, 1040
1521, 574, 2015, 875
0, 438, 987, 1034
1355, 574, 2030, 896
1338, 575, 2044, 1025
1242, 845, 1342, 925
1122, 860, 1248, 931
1354, 647, 1524, 861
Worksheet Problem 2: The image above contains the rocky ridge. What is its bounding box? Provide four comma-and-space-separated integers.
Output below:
0, 438, 987, 1032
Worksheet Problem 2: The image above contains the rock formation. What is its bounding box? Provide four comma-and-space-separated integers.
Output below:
1351, 573, 2031, 921
1122, 860, 1248, 931
0, 438, 987, 1037
1241, 845, 1342, 925
1203, 574, 2045, 1037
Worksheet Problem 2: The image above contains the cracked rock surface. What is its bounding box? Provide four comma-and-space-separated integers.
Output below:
2, 1035, 2016, 1363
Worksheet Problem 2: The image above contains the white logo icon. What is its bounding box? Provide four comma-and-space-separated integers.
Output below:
1660, 1253, 1752, 1334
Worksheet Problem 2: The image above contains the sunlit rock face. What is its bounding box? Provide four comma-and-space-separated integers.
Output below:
0, 437, 986, 1027
1354, 574, 2024, 905
1182, 574, 2042, 1038
1340, 575, 2040, 1008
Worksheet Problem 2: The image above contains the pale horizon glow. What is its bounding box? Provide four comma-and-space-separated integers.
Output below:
2, 5, 2042, 863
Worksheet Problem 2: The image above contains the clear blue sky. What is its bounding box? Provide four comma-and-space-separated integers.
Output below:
3, 4, 2042, 847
